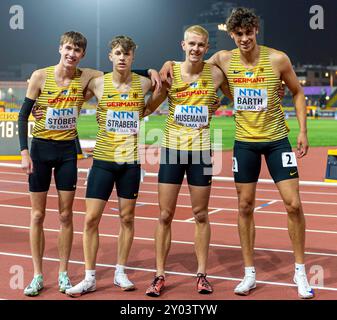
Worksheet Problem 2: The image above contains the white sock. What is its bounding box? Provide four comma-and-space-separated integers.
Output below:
245, 266, 256, 277
85, 270, 96, 281
295, 263, 306, 274
115, 264, 125, 274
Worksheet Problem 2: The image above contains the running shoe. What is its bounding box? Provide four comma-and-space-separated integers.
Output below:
145, 275, 165, 297
196, 273, 213, 294
234, 275, 256, 295
58, 272, 72, 293
294, 273, 314, 299
65, 279, 96, 297
114, 272, 135, 291
24, 274, 44, 296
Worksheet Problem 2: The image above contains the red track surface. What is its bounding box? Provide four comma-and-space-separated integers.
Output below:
0, 146, 337, 300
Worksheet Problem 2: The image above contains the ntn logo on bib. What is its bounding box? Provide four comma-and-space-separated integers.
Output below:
234, 87, 268, 112
174, 105, 208, 129
106, 110, 139, 134
45, 107, 78, 130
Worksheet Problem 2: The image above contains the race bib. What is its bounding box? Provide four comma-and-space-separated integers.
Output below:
106, 110, 139, 134
174, 105, 208, 129
45, 107, 78, 130
234, 87, 268, 112
281, 152, 297, 167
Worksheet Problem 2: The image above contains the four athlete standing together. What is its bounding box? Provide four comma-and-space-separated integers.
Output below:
18, 7, 314, 299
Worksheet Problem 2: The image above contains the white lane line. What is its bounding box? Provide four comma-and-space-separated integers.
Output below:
1, 203, 337, 235
0, 186, 337, 209
255, 200, 278, 212
0, 251, 335, 292
1, 174, 337, 197
1, 223, 337, 258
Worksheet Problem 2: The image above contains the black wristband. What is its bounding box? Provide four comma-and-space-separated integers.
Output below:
18, 97, 35, 151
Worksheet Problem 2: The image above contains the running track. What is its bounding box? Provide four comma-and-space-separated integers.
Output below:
0, 147, 337, 300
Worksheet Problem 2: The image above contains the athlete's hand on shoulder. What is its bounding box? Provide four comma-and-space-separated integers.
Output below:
21, 150, 33, 174
297, 132, 309, 158
159, 61, 174, 87
32, 106, 43, 120
148, 69, 162, 92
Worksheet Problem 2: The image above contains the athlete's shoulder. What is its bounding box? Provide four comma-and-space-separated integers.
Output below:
29, 68, 47, 85
80, 68, 103, 79
268, 48, 290, 64
216, 49, 233, 61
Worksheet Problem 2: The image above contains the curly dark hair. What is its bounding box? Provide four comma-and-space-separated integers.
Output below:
226, 7, 259, 33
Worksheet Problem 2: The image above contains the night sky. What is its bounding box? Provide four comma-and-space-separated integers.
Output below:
0, 0, 336, 74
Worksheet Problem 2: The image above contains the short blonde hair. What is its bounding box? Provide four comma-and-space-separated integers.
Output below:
184, 25, 209, 42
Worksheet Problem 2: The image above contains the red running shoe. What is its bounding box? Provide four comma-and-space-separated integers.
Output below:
145, 275, 165, 297
197, 273, 213, 294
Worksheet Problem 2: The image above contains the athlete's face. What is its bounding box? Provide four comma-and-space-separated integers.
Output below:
230, 27, 258, 52
59, 42, 85, 68
109, 45, 134, 71
182, 32, 209, 63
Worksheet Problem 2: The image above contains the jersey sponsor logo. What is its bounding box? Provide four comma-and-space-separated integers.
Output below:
233, 77, 265, 84
176, 89, 208, 98
60, 89, 69, 96
45, 107, 78, 130
120, 94, 129, 100
47, 91, 57, 95
190, 82, 198, 88
234, 88, 268, 112
245, 71, 254, 78
233, 70, 241, 74
106, 110, 139, 134
174, 105, 209, 129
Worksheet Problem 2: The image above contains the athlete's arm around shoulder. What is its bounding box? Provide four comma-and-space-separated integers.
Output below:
270, 49, 308, 158
206, 50, 232, 75
86, 74, 104, 102
80, 68, 104, 101
142, 75, 168, 117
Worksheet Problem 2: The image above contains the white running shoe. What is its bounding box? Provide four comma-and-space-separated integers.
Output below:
65, 279, 96, 297
234, 276, 256, 296
294, 273, 314, 299
114, 272, 135, 291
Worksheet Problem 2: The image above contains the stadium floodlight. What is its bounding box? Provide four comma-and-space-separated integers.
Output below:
8, 88, 13, 95
218, 24, 227, 31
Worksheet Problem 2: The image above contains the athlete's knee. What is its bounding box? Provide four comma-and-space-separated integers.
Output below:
159, 209, 175, 226
238, 199, 255, 217
59, 210, 73, 226
84, 213, 101, 231
119, 211, 135, 227
285, 199, 302, 216
192, 207, 208, 224
31, 210, 45, 225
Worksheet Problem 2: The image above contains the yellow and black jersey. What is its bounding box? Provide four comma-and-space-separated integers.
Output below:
162, 63, 217, 151
227, 45, 289, 142
93, 72, 145, 163
33, 65, 84, 140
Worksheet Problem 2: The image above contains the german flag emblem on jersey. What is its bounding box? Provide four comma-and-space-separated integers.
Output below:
72, 88, 78, 94
202, 80, 208, 87
133, 93, 139, 99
